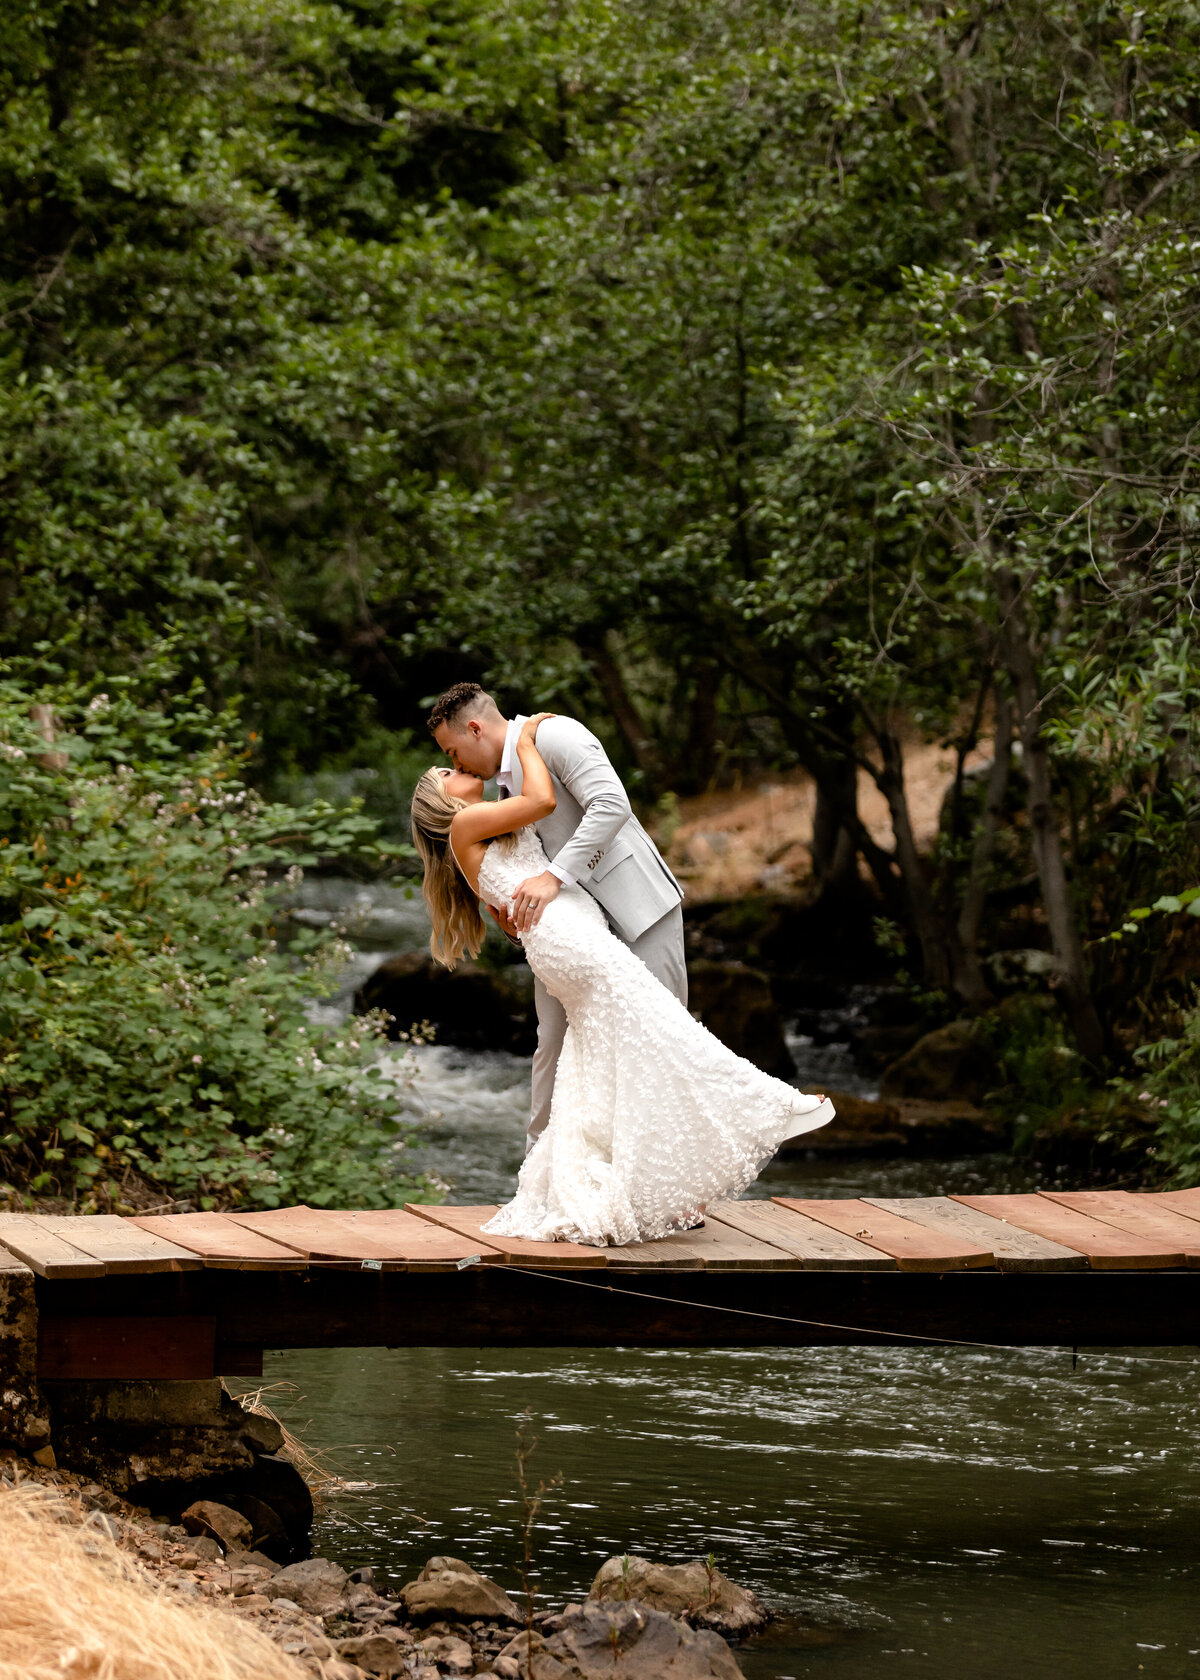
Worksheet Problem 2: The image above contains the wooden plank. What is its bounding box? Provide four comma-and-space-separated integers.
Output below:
1145, 1188, 1200, 1226
601, 1232, 704, 1269
226, 1206, 467, 1268
33, 1214, 203, 1274
37, 1316, 216, 1380
407, 1204, 609, 1268
0, 1244, 32, 1276
0, 1214, 104, 1279
866, 1197, 1087, 1272
708, 1200, 895, 1269
131, 1212, 309, 1269
774, 1198, 994, 1271
324, 1209, 505, 1270
1041, 1191, 1200, 1263
952, 1194, 1184, 1269
607, 1221, 800, 1270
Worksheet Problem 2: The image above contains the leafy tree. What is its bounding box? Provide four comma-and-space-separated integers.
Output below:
5, 0, 1200, 1166
401, 0, 1200, 1062
0, 666, 427, 1209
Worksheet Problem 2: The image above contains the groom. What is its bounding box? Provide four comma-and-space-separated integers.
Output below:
428, 681, 686, 1148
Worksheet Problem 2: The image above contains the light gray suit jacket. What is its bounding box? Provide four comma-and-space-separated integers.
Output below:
505, 714, 682, 944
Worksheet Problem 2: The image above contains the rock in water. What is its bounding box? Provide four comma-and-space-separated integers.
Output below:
685, 959, 794, 1077
773, 1089, 1001, 1158
499, 1602, 746, 1678
263, 1556, 349, 1614
180, 1499, 253, 1553
879, 1019, 995, 1103
590, 1555, 768, 1637
399, 1556, 522, 1624
355, 953, 536, 1053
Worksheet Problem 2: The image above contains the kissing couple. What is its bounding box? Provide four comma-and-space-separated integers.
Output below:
410, 683, 834, 1247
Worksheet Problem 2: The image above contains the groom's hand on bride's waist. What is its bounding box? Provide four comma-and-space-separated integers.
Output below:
488, 904, 521, 945
512, 870, 561, 933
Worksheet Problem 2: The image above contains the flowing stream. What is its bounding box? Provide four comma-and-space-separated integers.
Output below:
270, 879, 1199, 1680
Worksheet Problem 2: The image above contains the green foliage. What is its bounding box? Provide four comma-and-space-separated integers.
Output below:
3, 0, 1199, 1154
1105, 888, 1200, 943
1134, 1003, 1200, 1185
267, 724, 434, 846
0, 671, 429, 1209
977, 1000, 1094, 1134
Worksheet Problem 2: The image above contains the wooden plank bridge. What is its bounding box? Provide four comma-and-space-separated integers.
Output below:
11, 1190, 1200, 1381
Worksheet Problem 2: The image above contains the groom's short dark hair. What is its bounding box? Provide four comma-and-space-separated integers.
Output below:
427, 681, 498, 734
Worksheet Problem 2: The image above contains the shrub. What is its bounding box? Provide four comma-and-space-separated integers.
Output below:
0, 671, 430, 1211
1131, 1004, 1200, 1186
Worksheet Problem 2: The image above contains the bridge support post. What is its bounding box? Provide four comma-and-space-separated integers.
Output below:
0, 1262, 53, 1463
38, 1377, 313, 1559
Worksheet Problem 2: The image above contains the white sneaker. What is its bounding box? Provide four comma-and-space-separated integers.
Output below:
782, 1093, 836, 1142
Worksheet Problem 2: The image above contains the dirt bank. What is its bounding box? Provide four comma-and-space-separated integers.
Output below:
662, 740, 991, 900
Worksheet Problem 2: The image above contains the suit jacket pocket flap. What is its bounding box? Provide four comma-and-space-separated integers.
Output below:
587, 836, 635, 883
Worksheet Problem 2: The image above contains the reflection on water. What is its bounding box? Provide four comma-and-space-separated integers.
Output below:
277, 880, 1196, 1679
272, 1338, 1199, 1680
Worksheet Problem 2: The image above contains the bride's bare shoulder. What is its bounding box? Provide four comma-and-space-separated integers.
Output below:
452, 797, 525, 846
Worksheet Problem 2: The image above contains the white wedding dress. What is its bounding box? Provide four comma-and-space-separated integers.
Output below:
478, 828, 834, 1247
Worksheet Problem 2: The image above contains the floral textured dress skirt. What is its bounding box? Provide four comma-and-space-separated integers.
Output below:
478, 827, 834, 1247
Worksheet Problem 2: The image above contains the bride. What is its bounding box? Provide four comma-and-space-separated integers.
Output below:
409, 712, 834, 1246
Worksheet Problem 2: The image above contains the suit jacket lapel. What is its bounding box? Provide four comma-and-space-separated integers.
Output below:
506, 715, 527, 796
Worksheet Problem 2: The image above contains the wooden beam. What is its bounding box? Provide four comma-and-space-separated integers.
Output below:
33, 1266, 1200, 1350
37, 1316, 216, 1380
215, 1343, 265, 1377
29, 1263, 1200, 1349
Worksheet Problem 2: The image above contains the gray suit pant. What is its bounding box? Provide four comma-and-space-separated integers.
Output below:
527, 901, 687, 1152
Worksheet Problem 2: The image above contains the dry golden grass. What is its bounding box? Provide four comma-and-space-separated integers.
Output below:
0, 1481, 307, 1680
228, 1381, 356, 1502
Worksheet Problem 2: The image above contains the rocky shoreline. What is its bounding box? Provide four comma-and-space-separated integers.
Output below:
2, 1450, 763, 1679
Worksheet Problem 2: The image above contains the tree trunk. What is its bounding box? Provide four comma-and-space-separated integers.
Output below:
873, 726, 956, 990
812, 755, 860, 894
996, 566, 1106, 1062
685, 660, 719, 790
580, 635, 662, 779
955, 689, 1014, 1008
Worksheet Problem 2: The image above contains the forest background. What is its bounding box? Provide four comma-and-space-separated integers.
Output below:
1, 0, 1198, 1210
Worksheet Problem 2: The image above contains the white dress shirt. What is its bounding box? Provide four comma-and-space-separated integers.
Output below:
496, 717, 575, 886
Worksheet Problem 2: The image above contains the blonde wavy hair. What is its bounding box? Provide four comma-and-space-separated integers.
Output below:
410, 768, 506, 967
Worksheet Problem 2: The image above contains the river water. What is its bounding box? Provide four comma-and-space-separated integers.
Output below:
270, 879, 1199, 1680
